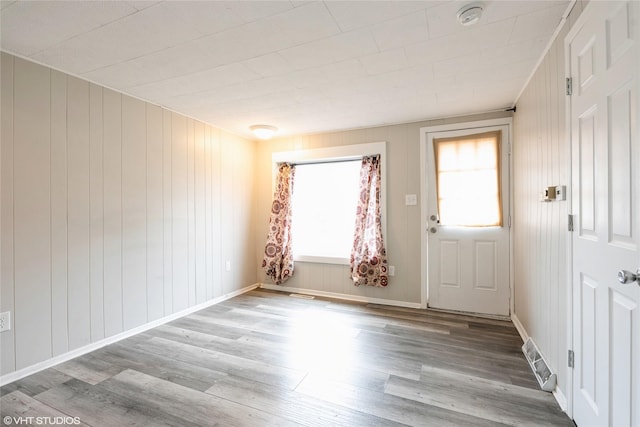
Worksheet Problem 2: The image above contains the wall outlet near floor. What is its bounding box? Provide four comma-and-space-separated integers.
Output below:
388, 265, 395, 276
225, 260, 231, 272
0, 311, 10, 332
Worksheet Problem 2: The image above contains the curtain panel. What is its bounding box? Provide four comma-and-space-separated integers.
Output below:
350, 155, 388, 287
262, 163, 295, 284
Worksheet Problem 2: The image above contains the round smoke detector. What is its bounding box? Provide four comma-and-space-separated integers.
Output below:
457, 3, 484, 26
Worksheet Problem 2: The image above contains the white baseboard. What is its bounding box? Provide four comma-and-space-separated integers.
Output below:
511, 313, 529, 342
0, 283, 259, 387
258, 283, 422, 309
511, 313, 569, 414
553, 385, 569, 412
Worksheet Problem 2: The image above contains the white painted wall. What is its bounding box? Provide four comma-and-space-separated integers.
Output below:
512, 0, 587, 405
0, 53, 257, 376
255, 111, 512, 306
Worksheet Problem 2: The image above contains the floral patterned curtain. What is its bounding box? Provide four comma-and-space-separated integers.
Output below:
262, 163, 295, 284
350, 155, 388, 287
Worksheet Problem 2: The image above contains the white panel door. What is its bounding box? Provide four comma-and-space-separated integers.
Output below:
426, 124, 510, 316
569, 2, 640, 426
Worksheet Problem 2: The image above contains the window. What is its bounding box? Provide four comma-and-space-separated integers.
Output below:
272, 142, 386, 264
291, 160, 360, 263
433, 131, 502, 227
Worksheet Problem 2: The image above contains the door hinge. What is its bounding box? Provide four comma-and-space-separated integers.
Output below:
508, 215, 512, 228
568, 214, 575, 232
566, 77, 573, 96
568, 349, 575, 368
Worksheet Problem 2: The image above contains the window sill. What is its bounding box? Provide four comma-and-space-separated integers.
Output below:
293, 255, 350, 266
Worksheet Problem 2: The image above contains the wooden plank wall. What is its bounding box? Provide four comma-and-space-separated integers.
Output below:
0, 53, 258, 376
512, 0, 588, 405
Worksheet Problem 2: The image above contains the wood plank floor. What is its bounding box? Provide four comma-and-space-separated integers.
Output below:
1, 289, 574, 426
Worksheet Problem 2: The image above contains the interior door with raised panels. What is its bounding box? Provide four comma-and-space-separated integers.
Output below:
569, 1, 640, 426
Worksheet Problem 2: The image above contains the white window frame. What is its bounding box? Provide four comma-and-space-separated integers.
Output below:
272, 142, 387, 265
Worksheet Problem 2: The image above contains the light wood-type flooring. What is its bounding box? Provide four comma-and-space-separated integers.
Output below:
1, 289, 574, 426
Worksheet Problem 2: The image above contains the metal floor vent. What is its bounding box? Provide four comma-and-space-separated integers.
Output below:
522, 337, 557, 392
289, 293, 315, 300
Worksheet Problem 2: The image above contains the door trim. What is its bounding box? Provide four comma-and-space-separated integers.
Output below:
563, 9, 579, 418
419, 117, 514, 312
564, 2, 598, 418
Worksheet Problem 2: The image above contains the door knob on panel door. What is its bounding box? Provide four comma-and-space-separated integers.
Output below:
429, 227, 438, 234
617, 269, 640, 285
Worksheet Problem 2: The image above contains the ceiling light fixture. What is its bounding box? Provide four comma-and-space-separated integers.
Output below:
250, 124, 278, 140
457, 3, 484, 26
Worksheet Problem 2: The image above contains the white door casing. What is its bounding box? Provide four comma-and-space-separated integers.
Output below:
420, 119, 512, 317
568, 1, 640, 426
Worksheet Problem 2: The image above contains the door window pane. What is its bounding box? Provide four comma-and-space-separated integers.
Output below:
434, 131, 502, 227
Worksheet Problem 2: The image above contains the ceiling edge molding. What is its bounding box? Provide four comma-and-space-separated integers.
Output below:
0, 48, 254, 142
512, 0, 577, 107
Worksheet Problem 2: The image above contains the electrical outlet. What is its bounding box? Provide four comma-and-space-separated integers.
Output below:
225, 261, 231, 272
0, 311, 10, 332
388, 266, 395, 276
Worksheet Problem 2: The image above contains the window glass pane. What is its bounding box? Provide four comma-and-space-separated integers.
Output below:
291, 160, 361, 260
434, 131, 502, 227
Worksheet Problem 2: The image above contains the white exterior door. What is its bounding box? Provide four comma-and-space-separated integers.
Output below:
568, 1, 640, 426
423, 121, 511, 317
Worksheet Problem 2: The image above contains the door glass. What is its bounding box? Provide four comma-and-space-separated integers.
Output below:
434, 131, 502, 227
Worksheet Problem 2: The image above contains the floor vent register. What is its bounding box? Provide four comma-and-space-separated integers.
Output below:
522, 337, 557, 392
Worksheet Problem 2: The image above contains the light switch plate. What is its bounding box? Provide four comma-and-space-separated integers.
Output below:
405, 194, 417, 206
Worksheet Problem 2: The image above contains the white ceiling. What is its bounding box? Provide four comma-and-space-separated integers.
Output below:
0, 0, 569, 139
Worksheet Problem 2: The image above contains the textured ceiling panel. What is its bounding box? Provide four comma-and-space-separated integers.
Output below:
0, 0, 569, 138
